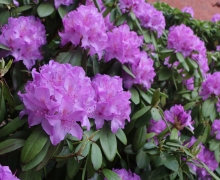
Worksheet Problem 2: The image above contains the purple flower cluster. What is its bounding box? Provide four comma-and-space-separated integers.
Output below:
0, 165, 19, 180
211, 13, 220, 23
119, 1, 165, 37
199, 72, 220, 100
18, 60, 96, 145
105, 24, 143, 64
182, 6, 194, 17
167, 24, 209, 75
211, 119, 220, 139
186, 137, 218, 179
164, 104, 194, 131
0, 16, 46, 69
55, 0, 74, 9
91, 74, 131, 133
123, 52, 156, 89
59, 5, 107, 59
113, 168, 140, 180
148, 119, 166, 134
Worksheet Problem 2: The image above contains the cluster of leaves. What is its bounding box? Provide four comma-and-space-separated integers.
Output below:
1, 0, 220, 180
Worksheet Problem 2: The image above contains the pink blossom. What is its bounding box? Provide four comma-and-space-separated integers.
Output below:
105, 24, 143, 64
211, 119, 220, 139
0, 16, 46, 69
18, 60, 96, 145
59, 5, 108, 59
54, 0, 74, 9
91, 74, 131, 133
0, 165, 19, 180
200, 72, 220, 100
164, 104, 194, 131
123, 52, 155, 90
182, 6, 194, 17
113, 168, 140, 180
148, 119, 166, 134
167, 24, 209, 75
211, 13, 220, 23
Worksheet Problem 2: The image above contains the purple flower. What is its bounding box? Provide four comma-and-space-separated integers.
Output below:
217, 45, 220, 51
148, 119, 166, 134
54, 0, 74, 9
211, 119, 220, 139
123, 52, 155, 90
59, 5, 108, 59
0, 165, 19, 180
0, 16, 46, 69
118, 1, 165, 37
113, 169, 140, 180
211, 13, 220, 23
200, 72, 220, 100
183, 77, 194, 90
182, 6, 194, 17
164, 104, 194, 131
13, 0, 19, 6
119, 0, 144, 13
134, 2, 165, 37
167, 24, 209, 75
91, 74, 131, 133
104, 24, 143, 64
18, 60, 96, 145
186, 137, 218, 179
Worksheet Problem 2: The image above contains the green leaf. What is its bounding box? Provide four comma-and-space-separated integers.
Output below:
74, 141, 91, 160
0, 0, 11, 4
115, 128, 127, 145
37, 3, 55, 17
136, 151, 150, 169
129, 87, 140, 105
19, 169, 42, 180
202, 98, 215, 117
151, 88, 160, 107
56, 47, 83, 66
102, 169, 121, 180
161, 152, 179, 172
100, 124, 117, 161
0, 117, 27, 138
22, 140, 50, 171
209, 139, 220, 151
148, 165, 171, 180
131, 106, 151, 120
151, 108, 161, 121
102, 7, 112, 17
15, 5, 33, 12
67, 157, 83, 179
115, 14, 127, 26
135, 110, 152, 128
0, 139, 24, 155
214, 149, 220, 162
21, 126, 49, 164
58, 6, 67, 18
2, 79, 15, 113
91, 143, 102, 170
170, 128, 179, 140
0, 11, 10, 25
0, 44, 10, 50
36, 144, 58, 170
176, 52, 185, 63
184, 102, 196, 110
122, 64, 136, 78
132, 126, 147, 152
158, 67, 171, 81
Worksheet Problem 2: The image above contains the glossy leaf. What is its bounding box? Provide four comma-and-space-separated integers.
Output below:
0, 139, 24, 155
132, 126, 147, 152
100, 124, 117, 161
91, 143, 102, 170
37, 3, 55, 17
21, 126, 49, 164
115, 128, 127, 145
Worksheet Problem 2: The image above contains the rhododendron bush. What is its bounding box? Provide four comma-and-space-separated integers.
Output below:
1, 0, 220, 180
